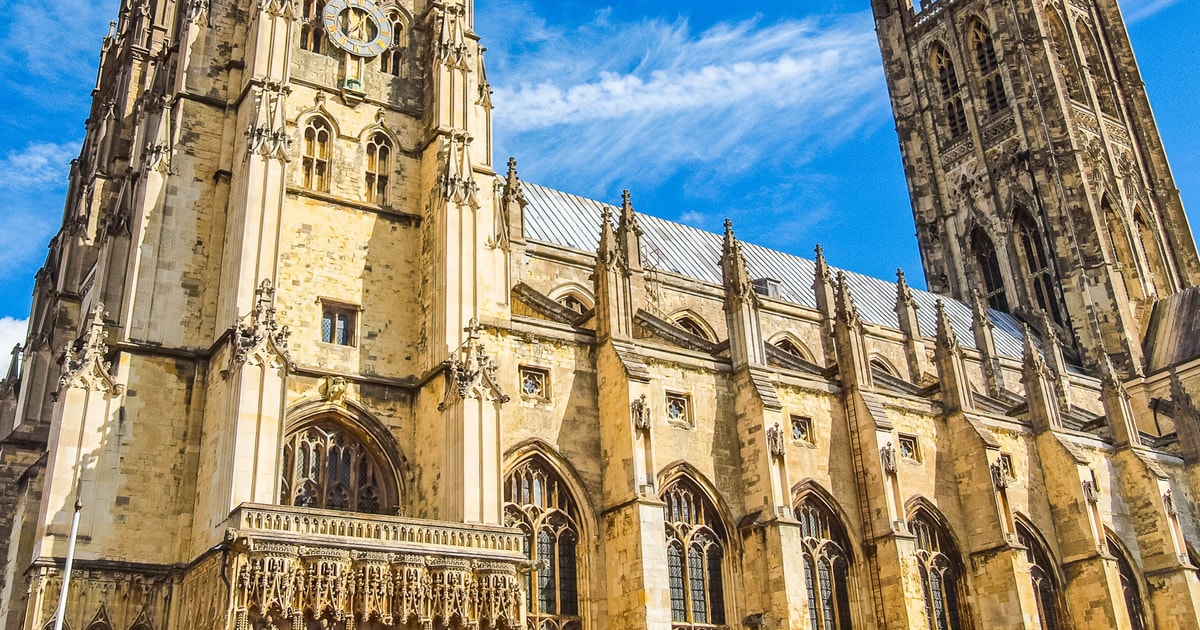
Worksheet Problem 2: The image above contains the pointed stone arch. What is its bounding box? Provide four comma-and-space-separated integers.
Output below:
658, 465, 733, 628
127, 608, 154, 630
668, 310, 717, 342
503, 440, 591, 627
792, 480, 861, 562
768, 332, 815, 363
548, 283, 596, 315
1106, 529, 1151, 630
1014, 515, 1069, 630
284, 397, 407, 515
793, 481, 859, 630
869, 355, 900, 378
85, 604, 114, 630
906, 498, 971, 630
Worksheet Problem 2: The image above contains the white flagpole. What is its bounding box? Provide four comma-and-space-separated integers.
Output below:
51, 497, 83, 630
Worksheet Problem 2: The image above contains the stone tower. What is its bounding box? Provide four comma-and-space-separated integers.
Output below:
871, 0, 1200, 373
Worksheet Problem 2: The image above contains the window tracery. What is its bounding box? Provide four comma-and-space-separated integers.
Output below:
674, 315, 713, 341
910, 511, 966, 630
1046, 10, 1086, 102
302, 117, 333, 193
1014, 211, 1065, 326
379, 13, 408, 76
932, 44, 969, 139
280, 420, 393, 514
796, 496, 854, 630
1076, 21, 1120, 117
1109, 536, 1146, 630
970, 21, 1009, 113
663, 479, 727, 628
504, 458, 582, 630
365, 131, 392, 204
1017, 524, 1064, 630
971, 227, 1009, 311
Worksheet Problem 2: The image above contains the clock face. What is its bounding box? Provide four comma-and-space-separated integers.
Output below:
323, 0, 393, 58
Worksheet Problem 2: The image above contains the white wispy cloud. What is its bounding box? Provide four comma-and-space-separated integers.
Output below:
0, 318, 28, 355
0, 0, 120, 98
486, 8, 888, 207
0, 142, 78, 190
1119, 0, 1183, 22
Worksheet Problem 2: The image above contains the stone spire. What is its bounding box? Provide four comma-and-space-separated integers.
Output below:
722, 220, 765, 368
616, 190, 643, 272
1039, 311, 1072, 410
894, 269, 932, 384
595, 207, 635, 342
1096, 354, 1140, 449
834, 272, 872, 390
1021, 325, 1062, 433
502, 157, 527, 245
934, 300, 972, 413
813, 244, 838, 366
970, 289, 1005, 396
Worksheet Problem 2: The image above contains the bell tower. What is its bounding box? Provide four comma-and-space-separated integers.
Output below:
872, 0, 1200, 373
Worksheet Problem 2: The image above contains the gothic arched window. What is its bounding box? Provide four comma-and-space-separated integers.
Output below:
969, 20, 1009, 113
774, 337, 813, 362
365, 132, 392, 204
1046, 10, 1086, 102
504, 458, 582, 629
971, 227, 1009, 311
379, 13, 407, 76
1108, 536, 1147, 630
302, 117, 333, 193
280, 420, 395, 514
1076, 21, 1119, 117
796, 496, 854, 630
663, 478, 728, 628
1014, 211, 1065, 326
300, 0, 327, 54
1017, 523, 1065, 630
910, 510, 967, 630
932, 44, 969, 139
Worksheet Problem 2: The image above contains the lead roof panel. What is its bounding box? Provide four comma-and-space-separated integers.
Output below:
523, 182, 1028, 360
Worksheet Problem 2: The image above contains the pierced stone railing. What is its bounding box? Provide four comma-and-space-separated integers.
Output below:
230, 503, 525, 558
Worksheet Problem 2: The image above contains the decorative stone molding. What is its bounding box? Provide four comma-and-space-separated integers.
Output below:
441, 132, 479, 208
60, 304, 124, 395
245, 83, 292, 161
232, 280, 293, 369
632, 394, 651, 432
436, 4, 471, 69
441, 320, 509, 409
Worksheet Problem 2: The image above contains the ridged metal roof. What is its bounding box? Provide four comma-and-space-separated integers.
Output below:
523, 183, 1028, 359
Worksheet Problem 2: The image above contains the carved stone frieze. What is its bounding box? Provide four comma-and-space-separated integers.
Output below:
981, 115, 1017, 146
940, 137, 975, 165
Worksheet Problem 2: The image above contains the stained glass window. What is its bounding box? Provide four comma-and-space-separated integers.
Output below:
504, 458, 583, 630
911, 512, 965, 630
662, 479, 728, 628
280, 420, 393, 514
797, 496, 854, 630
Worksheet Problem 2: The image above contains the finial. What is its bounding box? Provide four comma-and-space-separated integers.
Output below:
896, 268, 906, 284
815, 244, 825, 261
934, 300, 959, 351
621, 189, 633, 211
506, 156, 517, 176
1021, 324, 1047, 375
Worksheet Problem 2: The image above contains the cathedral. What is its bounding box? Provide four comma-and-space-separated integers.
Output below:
2, 0, 1200, 627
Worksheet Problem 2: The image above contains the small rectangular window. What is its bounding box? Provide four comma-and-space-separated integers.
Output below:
321, 302, 358, 346
791, 415, 814, 445
519, 366, 550, 400
666, 393, 693, 428
998, 453, 1015, 480
898, 434, 921, 462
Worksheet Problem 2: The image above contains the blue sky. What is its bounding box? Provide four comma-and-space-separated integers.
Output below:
0, 0, 1195, 352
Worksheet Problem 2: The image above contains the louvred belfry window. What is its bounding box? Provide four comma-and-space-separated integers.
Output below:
663, 479, 728, 628
302, 117, 333, 193
1076, 21, 1120, 118
379, 13, 407, 76
911, 512, 967, 630
1015, 211, 1065, 326
971, 227, 1009, 311
365, 132, 392, 204
280, 421, 393, 514
797, 497, 854, 630
932, 44, 969, 139
1047, 10, 1086, 102
970, 21, 1009, 114
504, 458, 582, 630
